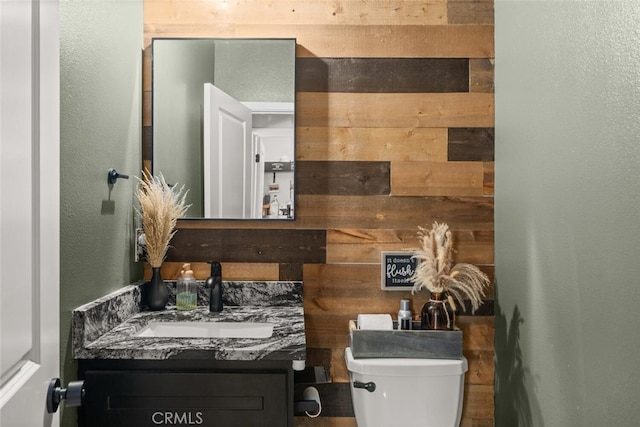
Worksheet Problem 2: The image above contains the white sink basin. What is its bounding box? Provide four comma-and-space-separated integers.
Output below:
136, 321, 274, 338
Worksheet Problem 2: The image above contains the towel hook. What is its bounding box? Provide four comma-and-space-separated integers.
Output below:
107, 168, 129, 185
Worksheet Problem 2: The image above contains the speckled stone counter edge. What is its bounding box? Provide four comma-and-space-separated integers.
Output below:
72, 283, 143, 359
73, 281, 304, 361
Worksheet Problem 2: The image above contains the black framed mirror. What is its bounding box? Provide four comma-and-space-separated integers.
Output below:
152, 38, 296, 220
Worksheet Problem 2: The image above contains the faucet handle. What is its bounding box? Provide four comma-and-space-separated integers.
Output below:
206, 261, 223, 312
208, 261, 222, 276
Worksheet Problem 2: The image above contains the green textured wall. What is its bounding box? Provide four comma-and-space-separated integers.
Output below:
495, 1, 640, 426
59, 1, 142, 426
213, 39, 295, 103
153, 40, 214, 216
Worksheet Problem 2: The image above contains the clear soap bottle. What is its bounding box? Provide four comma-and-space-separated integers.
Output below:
176, 264, 197, 311
269, 194, 280, 219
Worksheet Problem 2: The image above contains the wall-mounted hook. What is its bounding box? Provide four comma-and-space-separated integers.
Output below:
108, 168, 129, 185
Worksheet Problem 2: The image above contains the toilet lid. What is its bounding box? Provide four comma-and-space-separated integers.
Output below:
345, 347, 468, 377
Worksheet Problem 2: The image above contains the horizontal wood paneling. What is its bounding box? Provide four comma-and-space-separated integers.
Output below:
448, 0, 495, 24
155, 262, 280, 281
470, 58, 495, 93
294, 195, 493, 230
391, 161, 485, 196
459, 316, 495, 351
171, 196, 493, 231
293, 417, 357, 427
296, 127, 448, 162
144, 0, 495, 424
303, 263, 494, 312
297, 58, 469, 93
325, 228, 494, 266
462, 385, 495, 421
142, 90, 151, 125
297, 92, 495, 128
460, 420, 494, 427
142, 45, 494, 96
484, 162, 495, 196
305, 294, 493, 319
144, 24, 494, 58
145, 0, 450, 26
280, 263, 305, 281
153, 262, 304, 282
165, 229, 326, 263
448, 127, 495, 161
466, 350, 495, 386
176, 218, 301, 230
297, 161, 390, 195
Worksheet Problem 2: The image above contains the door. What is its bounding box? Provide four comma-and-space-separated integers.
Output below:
203, 84, 253, 219
0, 0, 60, 426
251, 127, 294, 219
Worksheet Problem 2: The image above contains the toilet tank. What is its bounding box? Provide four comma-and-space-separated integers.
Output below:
345, 347, 468, 427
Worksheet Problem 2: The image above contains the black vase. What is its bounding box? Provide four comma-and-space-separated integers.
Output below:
144, 267, 168, 311
420, 292, 454, 330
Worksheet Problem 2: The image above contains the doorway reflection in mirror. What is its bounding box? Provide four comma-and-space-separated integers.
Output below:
152, 38, 296, 220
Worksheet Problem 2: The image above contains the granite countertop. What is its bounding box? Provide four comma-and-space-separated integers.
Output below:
73, 281, 305, 362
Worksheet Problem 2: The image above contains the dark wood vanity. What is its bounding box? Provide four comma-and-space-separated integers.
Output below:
73, 281, 305, 427
78, 359, 293, 427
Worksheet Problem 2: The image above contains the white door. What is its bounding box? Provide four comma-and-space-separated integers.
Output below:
0, 0, 60, 426
203, 83, 253, 219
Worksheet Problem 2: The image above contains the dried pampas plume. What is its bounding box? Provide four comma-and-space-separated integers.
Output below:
410, 222, 489, 313
136, 171, 190, 268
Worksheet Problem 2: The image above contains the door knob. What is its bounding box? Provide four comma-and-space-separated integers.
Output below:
46, 378, 84, 413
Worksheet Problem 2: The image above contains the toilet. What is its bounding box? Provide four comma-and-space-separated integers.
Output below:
345, 347, 467, 427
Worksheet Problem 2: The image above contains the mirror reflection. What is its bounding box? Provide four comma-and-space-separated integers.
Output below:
152, 38, 296, 219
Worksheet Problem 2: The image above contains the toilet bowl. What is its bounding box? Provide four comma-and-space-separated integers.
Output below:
345, 347, 467, 427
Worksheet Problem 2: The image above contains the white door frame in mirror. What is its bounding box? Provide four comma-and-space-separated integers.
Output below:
204, 83, 294, 219
203, 84, 253, 219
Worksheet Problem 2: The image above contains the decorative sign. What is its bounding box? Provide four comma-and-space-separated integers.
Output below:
264, 161, 294, 172
381, 251, 417, 291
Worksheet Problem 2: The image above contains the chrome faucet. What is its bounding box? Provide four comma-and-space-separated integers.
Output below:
205, 261, 223, 312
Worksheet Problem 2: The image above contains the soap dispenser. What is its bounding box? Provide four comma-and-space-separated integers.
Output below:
176, 263, 197, 311
205, 261, 223, 312
175, 264, 186, 307
269, 194, 280, 219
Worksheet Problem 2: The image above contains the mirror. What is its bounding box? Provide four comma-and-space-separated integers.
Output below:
152, 38, 296, 219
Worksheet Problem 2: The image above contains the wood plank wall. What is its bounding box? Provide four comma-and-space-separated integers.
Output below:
142, 1, 494, 425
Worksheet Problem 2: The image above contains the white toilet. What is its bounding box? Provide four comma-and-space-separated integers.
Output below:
345, 347, 467, 427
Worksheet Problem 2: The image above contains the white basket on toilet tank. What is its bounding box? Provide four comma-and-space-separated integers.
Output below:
345, 347, 467, 427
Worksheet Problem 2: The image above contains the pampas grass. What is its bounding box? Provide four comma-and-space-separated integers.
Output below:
136, 171, 190, 267
410, 222, 489, 313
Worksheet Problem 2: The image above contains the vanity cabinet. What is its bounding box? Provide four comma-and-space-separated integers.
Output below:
78, 359, 293, 427
72, 282, 306, 426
